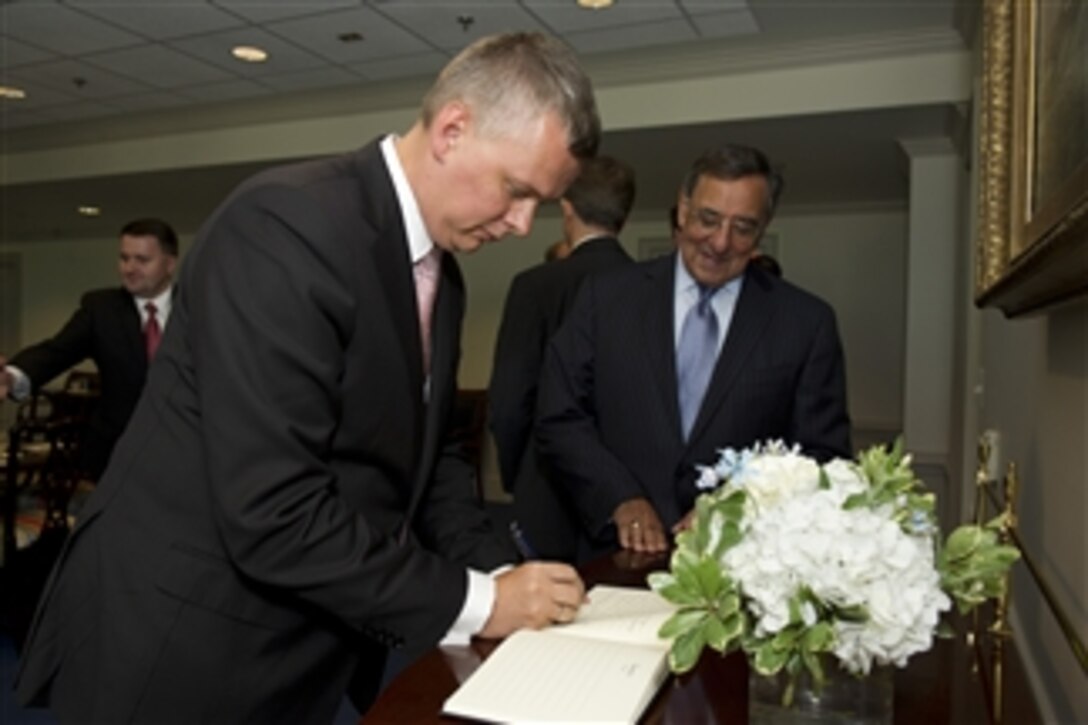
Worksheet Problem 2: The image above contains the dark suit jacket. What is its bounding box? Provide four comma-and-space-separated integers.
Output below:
15, 142, 516, 723
536, 254, 851, 556
10, 287, 149, 479
488, 237, 632, 560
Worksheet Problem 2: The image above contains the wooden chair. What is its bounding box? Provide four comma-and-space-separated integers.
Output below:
2, 391, 87, 567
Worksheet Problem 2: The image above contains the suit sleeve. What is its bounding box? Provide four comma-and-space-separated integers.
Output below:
415, 432, 519, 570
189, 183, 468, 653
791, 305, 852, 462
9, 293, 97, 389
487, 274, 546, 493
536, 278, 647, 540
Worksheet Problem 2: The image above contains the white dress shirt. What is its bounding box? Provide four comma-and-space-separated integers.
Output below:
673, 254, 744, 356
380, 134, 496, 646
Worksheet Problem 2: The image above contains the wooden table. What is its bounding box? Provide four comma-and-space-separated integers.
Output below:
365, 550, 1042, 723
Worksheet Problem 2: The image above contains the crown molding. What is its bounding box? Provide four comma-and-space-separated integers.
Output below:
3, 27, 967, 155
585, 26, 968, 88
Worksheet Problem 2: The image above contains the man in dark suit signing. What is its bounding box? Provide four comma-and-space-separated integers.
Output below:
15, 32, 598, 723
488, 155, 635, 561
537, 145, 851, 560
1, 217, 178, 480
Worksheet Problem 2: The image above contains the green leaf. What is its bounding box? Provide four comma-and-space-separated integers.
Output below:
659, 609, 708, 640
834, 603, 869, 623
719, 613, 745, 643
801, 649, 825, 691
693, 555, 726, 600
650, 579, 704, 606
944, 525, 986, 561
843, 492, 869, 510
753, 641, 790, 675
668, 624, 708, 674
802, 622, 835, 652
703, 616, 730, 652
771, 626, 802, 650
717, 591, 741, 619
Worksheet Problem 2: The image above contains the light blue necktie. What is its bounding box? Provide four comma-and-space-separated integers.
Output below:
676, 286, 719, 440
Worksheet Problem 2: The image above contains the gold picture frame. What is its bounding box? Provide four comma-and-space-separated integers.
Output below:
975, 0, 1088, 317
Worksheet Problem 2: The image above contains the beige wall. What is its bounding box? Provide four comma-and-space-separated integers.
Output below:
975, 303, 1088, 723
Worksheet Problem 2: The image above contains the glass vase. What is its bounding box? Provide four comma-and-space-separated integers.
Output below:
748, 660, 893, 725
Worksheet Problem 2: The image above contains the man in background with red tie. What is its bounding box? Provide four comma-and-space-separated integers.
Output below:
15, 32, 597, 723
0, 217, 178, 481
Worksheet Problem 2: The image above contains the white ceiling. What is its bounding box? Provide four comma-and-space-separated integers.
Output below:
0, 0, 969, 242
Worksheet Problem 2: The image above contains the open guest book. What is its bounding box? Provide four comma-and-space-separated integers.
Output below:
442, 585, 676, 724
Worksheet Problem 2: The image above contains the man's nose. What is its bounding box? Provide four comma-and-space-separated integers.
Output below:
706, 222, 733, 253
504, 199, 538, 237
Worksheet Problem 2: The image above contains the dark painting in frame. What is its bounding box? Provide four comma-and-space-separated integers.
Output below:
975, 0, 1088, 317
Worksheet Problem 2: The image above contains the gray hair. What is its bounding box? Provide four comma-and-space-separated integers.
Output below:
422, 32, 600, 160
681, 145, 784, 219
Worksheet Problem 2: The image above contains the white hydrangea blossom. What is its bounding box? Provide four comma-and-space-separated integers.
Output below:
718, 452, 952, 676
722, 444, 821, 514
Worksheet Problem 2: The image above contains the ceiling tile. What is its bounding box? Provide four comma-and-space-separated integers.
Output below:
103, 91, 195, 113
85, 45, 239, 89
1, 36, 55, 67
23, 99, 119, 124
213, 0, 363, 24
693, 9, 760, 38
372, 3, 547, 51
12, 58, 152, 98
73, 1, 247, 41
168, 27, 328, 77
680, 0, 751, 15
177, 78, 273, 103
0, 80, 79, 110
563, 19, 697, 55
521, 0, 685, 33
3, 2, 143, 55
349, 51, 447, 82
257, 65, 362, 92
265, 7, 435, 64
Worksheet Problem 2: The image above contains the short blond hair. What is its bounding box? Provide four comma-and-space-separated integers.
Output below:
422, 32, 600, 160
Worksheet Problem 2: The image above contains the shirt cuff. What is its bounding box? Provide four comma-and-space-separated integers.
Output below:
5, 365, 31, 402
440, 565, 513, 646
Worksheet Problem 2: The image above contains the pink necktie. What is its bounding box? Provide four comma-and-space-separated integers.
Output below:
413, 248, 442, 371
144, 302, 162, 361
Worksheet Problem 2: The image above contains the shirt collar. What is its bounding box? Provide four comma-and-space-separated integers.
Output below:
134, 285, 173, 319
674, 253, 744, 301
380, 134, 434, 265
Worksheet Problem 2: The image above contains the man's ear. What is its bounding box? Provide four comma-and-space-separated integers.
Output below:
429, 101, 471, 162
676, 195, 690, 230
558, 198, 574, 220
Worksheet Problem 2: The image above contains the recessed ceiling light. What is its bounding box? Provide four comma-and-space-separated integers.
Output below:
78, 206, 101, 217
0, 85, 27, 100
577, 0, 614, 8
231, 45, 269, 63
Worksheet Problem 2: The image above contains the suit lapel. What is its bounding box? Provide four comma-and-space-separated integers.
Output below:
402, 254, 462, 526
641, 255, 683, 440
118, 290, 148, 373
688, 268, 776, 444
355, 145, 426, 407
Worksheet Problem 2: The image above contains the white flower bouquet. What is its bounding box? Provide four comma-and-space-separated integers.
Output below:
649, 440, 1019, 703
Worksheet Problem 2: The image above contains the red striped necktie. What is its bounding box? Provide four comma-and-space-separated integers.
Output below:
144, 302, 162, 361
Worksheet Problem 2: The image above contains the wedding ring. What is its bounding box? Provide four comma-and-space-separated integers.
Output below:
630, 521, 641, 530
